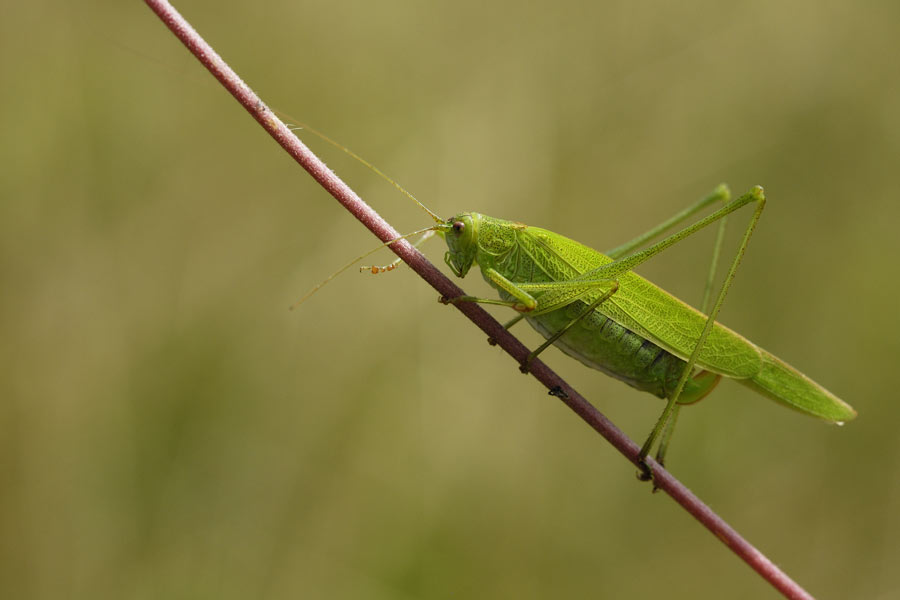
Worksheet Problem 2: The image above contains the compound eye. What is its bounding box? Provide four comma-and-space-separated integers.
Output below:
452, 221, 465, 234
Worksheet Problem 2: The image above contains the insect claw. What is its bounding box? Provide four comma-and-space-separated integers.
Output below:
548, 386, 569, 400
636, 461, 654, 483
519, 350, 540, 374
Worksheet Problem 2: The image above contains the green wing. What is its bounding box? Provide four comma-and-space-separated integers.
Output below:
515, 224, 855, 421
518, 225, 762, 379
608, 278, 855, 421
603, 271, 762, 379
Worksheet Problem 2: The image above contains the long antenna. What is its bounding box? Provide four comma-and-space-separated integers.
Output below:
282, 117, 444, 224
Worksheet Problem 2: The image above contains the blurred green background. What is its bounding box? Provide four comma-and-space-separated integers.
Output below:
2, 1, 899, 598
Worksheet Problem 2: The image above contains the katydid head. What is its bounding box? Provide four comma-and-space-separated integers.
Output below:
441, 213, 480, 278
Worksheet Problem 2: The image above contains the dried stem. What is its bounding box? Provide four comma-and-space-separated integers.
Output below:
144, 2, 815, 599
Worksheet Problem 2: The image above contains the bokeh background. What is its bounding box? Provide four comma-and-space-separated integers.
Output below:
2, 1, 899, 598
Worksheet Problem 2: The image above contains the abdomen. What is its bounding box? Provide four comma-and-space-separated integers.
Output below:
526, 302, 688, 399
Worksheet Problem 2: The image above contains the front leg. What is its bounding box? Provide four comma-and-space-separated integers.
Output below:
439, 268, 537, 349
439, 267, 538, 312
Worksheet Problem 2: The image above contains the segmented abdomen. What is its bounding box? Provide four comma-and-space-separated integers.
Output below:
526, 302, 684, 399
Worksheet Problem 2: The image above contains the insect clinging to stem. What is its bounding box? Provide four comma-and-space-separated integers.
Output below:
291, 122, 857, 479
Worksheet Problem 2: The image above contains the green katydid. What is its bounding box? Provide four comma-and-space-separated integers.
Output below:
429, 186, 856, 472
293, 125, 857, 476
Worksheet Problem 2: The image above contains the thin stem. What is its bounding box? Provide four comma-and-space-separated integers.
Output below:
144, 3, 814, 599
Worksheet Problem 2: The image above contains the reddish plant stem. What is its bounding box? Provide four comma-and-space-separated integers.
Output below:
144, 2, 815, 599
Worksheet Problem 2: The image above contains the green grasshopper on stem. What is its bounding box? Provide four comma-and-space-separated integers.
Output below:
291, 122, 856, 483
